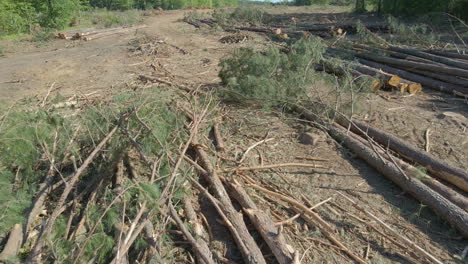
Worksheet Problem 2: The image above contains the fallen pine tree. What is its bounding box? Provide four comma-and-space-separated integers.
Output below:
336, 118, 468, 193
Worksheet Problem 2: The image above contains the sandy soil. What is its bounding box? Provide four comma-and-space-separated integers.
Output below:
0, 7, 466, 263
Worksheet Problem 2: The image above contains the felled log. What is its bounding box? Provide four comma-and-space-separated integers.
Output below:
344, 124, 468, 211
356, 52, 468, 79
336, 118, 468, 193
228, 180, 296, 264
426, 50, 468, 61
358, 58, 468, 97
0, 224, 23, 261
292, 22, 388, 33
169, 203, 215, 264
405, 69, 468, 88
192, 135, 267, 264
389, 46, 468, 71
317, 59, 421, 94
327, 124, 468, 238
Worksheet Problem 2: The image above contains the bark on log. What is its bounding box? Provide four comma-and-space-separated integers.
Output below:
343, 124, 468, 211
227, 180, 296, 264
406, 69, 468, 88
426, 50, 468, 61
337, 118, 468, 193
327, 124, 468, 238
169, 203, 215, 264
358, 58, 468, 97
389, 46, 468, 70
0, 224, 23, 261
192, 135, 267, 264
356, 52, 468, 79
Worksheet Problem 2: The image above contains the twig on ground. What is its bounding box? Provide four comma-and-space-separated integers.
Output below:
41, 82, 56, 107
238, 137, 274, 163
275, 197, 332, 226
336, 191, 444, 264
425, 128, 431, 152
220, 163, 328, 173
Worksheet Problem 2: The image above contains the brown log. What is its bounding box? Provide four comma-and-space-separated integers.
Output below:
327, 124, 468, 237
192, 135, 267, 264
357, 58, 468, 97
389, 46, 468, 70
227, 180, 296, 264
169, 203, 215, 264
337, 118, 468, 193
0, 224, 23, 261
356, 52, 468, 79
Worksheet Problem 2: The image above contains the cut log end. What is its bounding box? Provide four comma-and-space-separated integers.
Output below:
388, 75, 401, 87
408, 83, 422, 94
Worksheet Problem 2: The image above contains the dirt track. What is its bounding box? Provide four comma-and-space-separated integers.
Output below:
0, 8, 467, 263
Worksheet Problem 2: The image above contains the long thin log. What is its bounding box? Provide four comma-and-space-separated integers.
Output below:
358, 58, 468, 97
337, 192, 444, 264
192, 135, 267, 264
356, 52, 468, 79
169, 203, 215, 264
292, 22, 388, 32
190, 179, 258, 263
182, 197, 212, 264
343, 123, 468, 211
228, 180, 296, 264
27, 126, 118, 263
328, 124, 468, 237
406, 69, 468, 88
389, 46, 468, 70
426, 50, 468, 61
337, 118, 468, 193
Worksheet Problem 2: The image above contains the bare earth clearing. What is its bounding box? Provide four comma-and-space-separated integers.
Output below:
0, 6, 467, 263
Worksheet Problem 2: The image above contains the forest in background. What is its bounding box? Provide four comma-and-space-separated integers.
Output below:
0, 0, 237, 36
1, 0, 467, 40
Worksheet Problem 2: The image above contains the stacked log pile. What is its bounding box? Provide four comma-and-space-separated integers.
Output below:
56, 25, 147, 41
186, 17, 468, 98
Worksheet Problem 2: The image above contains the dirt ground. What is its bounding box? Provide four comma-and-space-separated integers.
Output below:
0, 6, 467, 263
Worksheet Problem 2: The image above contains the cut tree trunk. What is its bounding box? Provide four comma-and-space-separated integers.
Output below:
192, 135, 267, 264
337, 118, 468, 193
227, 180, 296, 264
356, 52, 468, 79
0, 224, 23, 261
343, 124, 468, 212
327, 124, 468, 238
357, 58, 468, 97
389, 46, 468, 70
426, 50, 468, 61
404, 69, 468, 88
